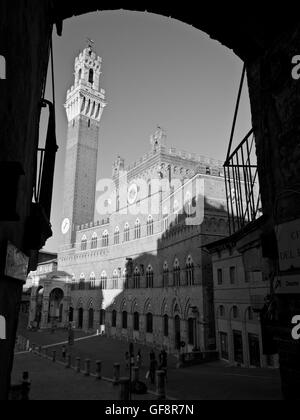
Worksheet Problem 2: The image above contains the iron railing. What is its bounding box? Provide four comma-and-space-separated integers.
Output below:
224, 129, 262, 235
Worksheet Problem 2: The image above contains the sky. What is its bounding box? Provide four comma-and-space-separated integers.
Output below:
43, 10, 252, 253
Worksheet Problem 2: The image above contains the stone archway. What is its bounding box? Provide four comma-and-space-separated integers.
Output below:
48, 288, 64, 325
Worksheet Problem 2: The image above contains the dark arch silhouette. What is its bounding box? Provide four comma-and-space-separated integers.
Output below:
53, 3, 296, 62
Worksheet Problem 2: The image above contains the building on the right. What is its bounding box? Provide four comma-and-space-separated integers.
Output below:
205, 216, 279, 369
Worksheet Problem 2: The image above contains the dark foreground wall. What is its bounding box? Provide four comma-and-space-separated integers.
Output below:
0, 0, 52, 399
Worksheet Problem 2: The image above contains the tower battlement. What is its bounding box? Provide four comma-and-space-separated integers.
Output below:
65, 46, 107, 123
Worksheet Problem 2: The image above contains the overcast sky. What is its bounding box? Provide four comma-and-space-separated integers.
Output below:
43, 10, 251, 253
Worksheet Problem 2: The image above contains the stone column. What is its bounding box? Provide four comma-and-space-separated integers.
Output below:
41, 296, 49, 329
83, 309, 89, 332
94, 309, 100, 331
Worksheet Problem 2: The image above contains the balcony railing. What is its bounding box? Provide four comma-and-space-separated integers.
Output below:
224, 129, 262, 235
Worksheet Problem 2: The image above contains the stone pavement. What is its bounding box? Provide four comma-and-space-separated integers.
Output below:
11, 352, 158, 400
15, 328, 282, 400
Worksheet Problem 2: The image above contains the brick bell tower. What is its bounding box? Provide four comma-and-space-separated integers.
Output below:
61, 43, 107, 248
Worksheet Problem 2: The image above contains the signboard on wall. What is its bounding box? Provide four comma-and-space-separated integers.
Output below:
276, 220, 300, 271
4, 241, 29, 282
274, 275, 300, 294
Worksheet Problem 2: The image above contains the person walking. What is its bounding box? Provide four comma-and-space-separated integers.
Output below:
149, 350, 157, 385
161, 348, 168, 382
62, 345, 66, 360
136, 349, 142, 368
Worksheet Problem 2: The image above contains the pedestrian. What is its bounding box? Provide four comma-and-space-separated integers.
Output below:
125, 351, 130, 369
62, 345, 66, 360
160, 348, 168, 382
149, 350, 157, 385
136, 349, 142, 368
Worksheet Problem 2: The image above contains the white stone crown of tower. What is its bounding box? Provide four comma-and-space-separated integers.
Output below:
65, 46, 107, 123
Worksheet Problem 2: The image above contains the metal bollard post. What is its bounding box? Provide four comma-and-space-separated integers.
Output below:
119, 377, 130, 401
38, 346, 42, 356
156, 370, 166, 400
96, 361, 102, 380
52, 350, 56, 362
133, 366, 139, 383
84, 359, 91, 376
31, 343, 36, 353
65, 354, 71, 369
113, 363, 120, 385
76, 357, 81, 373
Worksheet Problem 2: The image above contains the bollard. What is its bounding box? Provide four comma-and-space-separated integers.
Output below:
44, 348, 48, 358
96, 361, 102, 380
156, 370, 166, 400
65, 354, 71, 369
52, 351, 56, 362
38, 346, 42, 356
76, 357, 81, 373
31, 343, 36, 353
119, 377, 130, 401
84, 359, 91, 376
113, 363, 120, 385
133, 366, 139, 383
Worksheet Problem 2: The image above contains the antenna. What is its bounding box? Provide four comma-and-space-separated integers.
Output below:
86, 38, 95, 49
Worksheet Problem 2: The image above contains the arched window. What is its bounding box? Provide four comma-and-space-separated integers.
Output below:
123, 268, 129, 289
0, 55, 6, 80
134, 219, 141, 239
79, 273, 85, 290
100, 271, 107, 290
124, 223, 130, 242
188, 318, 195, 345
146, 265, 154, 288
112, 270, 119, 289
122, 311, 128, 329
173, 259, 181, 287
91, 232, 98, 249
232, 306, 239, 319
163, 314, 169, 337
163, 262, 169, 288
89, 68, 94, 84
133, 267, 141, 289
219, 305, 225, 318
89, 272, 96, 290
112, 310, 117, 328
102, 230, 109, 247
133, 312, 139, 331
186, 256, 195, 286
81, 235, 87, 251
114, 226, 120, 245
147, 215, 154, 236
78, 68, 82, 81
146, 313, 153, 334
88, 308, 94, 329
